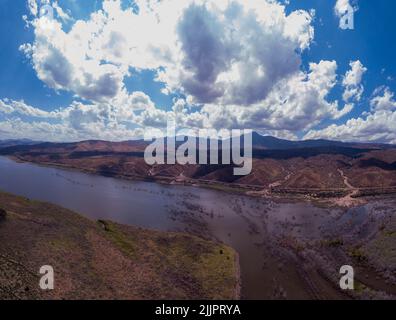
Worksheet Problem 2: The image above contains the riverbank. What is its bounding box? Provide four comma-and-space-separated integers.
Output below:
10, 155, 396, 209
0, 191, 240, 300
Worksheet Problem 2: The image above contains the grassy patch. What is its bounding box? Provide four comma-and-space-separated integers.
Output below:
354, 281, 367, 293
150, 234, 238, 299
383, 230, 396, 237
98, 220, 137, 258
96, 221, 238, 299
48, 237, 79, 251
196, 245, 237, 299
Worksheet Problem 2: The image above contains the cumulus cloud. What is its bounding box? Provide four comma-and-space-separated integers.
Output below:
342, 60, 367, 102
26, 17, 126, 102
370, 87, 396, 112
0, 99, 56, 118
186, 60, 353, 133
22, 0, 315, 106
0, 0, 372, 142
305, 87, 396, 144
170, 1, 314, 105
0, 117, 147, 142
0, 95, 152, 142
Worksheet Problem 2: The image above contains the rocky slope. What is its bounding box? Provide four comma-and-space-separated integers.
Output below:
0, 191, 239, 300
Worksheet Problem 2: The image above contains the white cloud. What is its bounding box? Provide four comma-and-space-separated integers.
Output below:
370, 87, 396, 112
342, 60, 367, 102
0, 117, 147, 142
2, 0, 372, 142
185, 60, 353, 133
28, 16, 126, 102
22, 0, 315, 107
0, 96, 152, 141
164, 1, 314, 106
305, 87, 396, 144
27, 0, 38, 17
0, 99, 57, 118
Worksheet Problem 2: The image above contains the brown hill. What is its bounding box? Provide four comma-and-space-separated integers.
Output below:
1, 134, 396, 196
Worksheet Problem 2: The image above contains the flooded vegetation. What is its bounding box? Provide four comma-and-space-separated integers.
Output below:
0, 157, 395, 299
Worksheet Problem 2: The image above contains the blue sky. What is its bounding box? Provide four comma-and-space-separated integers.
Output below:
288, 0, 396, 124
0, 0, 395, 142
0, 0, 176, 110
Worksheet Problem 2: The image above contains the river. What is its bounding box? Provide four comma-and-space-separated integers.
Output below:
0, 156, 363, 299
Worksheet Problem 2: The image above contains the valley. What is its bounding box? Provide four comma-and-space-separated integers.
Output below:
2, 133, 396, 205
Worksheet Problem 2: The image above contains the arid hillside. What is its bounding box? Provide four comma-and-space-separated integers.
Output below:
1, 134, 396, 198
0, 192, 239, 300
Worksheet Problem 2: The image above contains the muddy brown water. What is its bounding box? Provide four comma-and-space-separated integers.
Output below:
0, 156, 386, 299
